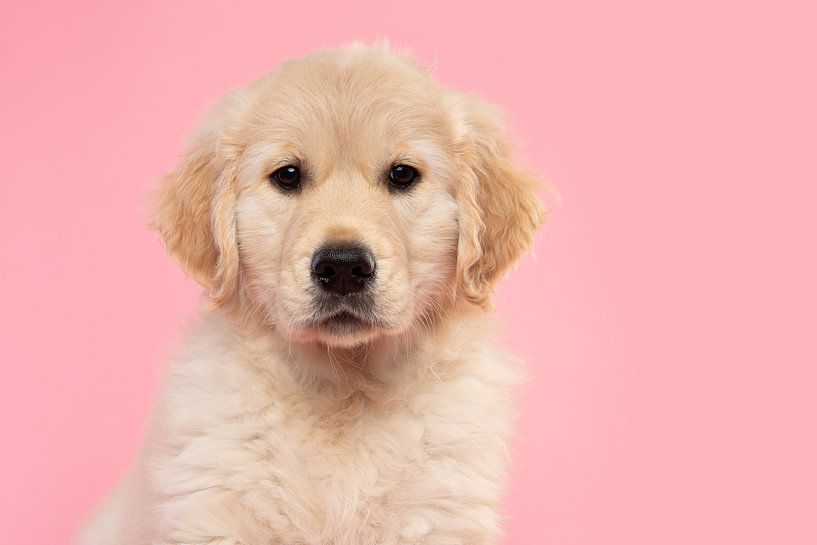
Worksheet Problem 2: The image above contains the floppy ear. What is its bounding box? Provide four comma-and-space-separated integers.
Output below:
151, 94, 247, 306
447, 91, 547, 308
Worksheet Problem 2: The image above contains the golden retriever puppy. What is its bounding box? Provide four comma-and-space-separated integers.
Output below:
78, 43, 545, 545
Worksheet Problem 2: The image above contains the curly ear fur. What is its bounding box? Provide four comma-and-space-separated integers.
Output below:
151, 93, 249, 306
448, 92, 547, 308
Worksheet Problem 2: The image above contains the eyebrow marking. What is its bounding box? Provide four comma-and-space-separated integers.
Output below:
270, 156, 300, 168
393, 154, 422, 167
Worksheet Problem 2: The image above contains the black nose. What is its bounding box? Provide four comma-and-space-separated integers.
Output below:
311, 245, 375, 295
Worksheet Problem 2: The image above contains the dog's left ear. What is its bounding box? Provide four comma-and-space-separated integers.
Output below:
151, 92, 248, 306
446, 91, 547, 308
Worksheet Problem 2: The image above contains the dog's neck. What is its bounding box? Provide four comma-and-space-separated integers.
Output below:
286, 336, 418, 393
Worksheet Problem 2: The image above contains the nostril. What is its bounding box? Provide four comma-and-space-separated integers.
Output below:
318, 265, 335, 279
350, 265, 372, 279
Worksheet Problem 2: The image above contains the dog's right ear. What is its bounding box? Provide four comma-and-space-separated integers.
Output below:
151, 92, 249, 306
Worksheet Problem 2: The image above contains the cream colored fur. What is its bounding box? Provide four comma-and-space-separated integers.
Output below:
78, 43, 545, 545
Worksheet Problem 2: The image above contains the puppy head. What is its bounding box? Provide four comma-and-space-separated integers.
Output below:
154, 45, 545, 349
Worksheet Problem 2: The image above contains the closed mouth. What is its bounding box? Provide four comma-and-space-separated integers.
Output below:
320, 310, 372, 334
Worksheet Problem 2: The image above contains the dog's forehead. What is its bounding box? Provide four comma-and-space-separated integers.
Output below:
247, 54, 451, 148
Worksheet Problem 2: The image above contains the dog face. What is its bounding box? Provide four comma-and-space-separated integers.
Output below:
154, 45, 545, 349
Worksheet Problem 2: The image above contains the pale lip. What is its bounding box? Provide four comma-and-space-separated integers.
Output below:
318, 310, 375, 335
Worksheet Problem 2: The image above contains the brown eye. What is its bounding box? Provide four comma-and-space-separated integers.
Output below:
389, 164, 419, 190
270, 165, 301, 190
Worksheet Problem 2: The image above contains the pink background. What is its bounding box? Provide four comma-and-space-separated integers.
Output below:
2, 1, 815, 544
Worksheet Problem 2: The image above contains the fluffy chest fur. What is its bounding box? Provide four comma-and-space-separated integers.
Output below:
135, 311, 519, 545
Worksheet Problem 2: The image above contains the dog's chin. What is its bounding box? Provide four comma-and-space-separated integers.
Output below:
314, 311, 382, 348
284, 311, 384, 349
